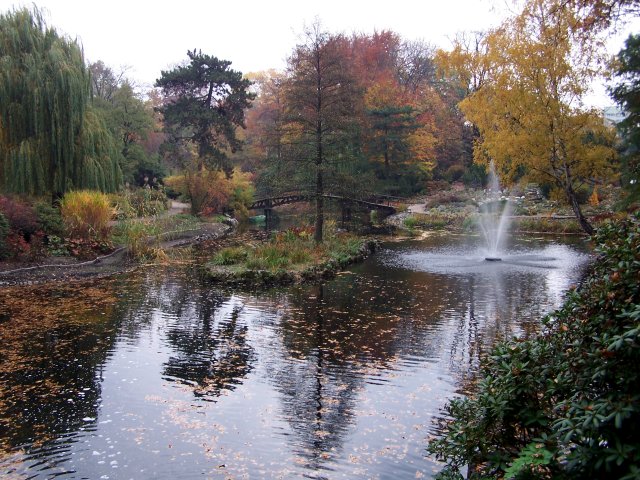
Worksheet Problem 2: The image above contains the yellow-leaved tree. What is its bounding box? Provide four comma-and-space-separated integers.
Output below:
456, 0, 616, 234
435, 31, 491, 98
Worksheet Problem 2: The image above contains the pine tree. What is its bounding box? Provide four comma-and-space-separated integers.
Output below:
155, 50, 254, 177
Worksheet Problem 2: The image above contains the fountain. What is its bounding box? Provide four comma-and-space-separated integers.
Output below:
384, 160, 588, 276
478, 161, 512, 261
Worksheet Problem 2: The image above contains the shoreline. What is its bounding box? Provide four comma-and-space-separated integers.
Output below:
0, 222, 231, 287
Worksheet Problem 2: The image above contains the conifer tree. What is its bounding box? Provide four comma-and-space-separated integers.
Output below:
155, 50, 254, 177
283, 23, 358, 243
610, 34, 640, 207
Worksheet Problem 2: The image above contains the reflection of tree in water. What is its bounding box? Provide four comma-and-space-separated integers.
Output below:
110, 270, 202, 337
0, 281, 120, 460
271, 284, 360, 472
281, 274, 452, 366
101, 269, 256, 400
0, 268, 256, 468
270, 264, 566, 464
270, 274, 452, 472
162, 290, 255, 400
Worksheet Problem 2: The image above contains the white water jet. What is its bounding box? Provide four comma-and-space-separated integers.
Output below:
478, 161, 512, 260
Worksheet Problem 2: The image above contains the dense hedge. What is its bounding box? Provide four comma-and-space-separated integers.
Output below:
429, 214, 640, 480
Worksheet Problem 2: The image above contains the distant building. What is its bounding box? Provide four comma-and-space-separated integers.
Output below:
603, 105, 628, 128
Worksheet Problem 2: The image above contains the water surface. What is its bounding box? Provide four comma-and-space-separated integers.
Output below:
0, 233, 590, 479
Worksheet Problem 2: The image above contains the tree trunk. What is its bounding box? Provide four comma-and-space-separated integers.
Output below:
566, 186, 594, 235
315, 64, 323, 244
384, 148, 390, 178
315, 166, 324, 244
383, 136, 389, 178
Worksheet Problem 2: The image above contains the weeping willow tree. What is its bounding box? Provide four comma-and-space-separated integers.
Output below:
79, 107, 124, 191
0, 7, 122, 198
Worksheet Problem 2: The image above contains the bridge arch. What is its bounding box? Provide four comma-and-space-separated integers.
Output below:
249, 193, 397, 215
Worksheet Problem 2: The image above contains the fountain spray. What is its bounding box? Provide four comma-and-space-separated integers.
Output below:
478, 161, 512, 261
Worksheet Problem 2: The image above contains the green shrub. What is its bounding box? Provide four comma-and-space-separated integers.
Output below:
209, 230, 368, 275
227, 170, 255, 220
44, 234, 68, 256
289, 247, 311, 264
111, 193, 136, 220
263, 254, 290, 270
113, 189, 169, 219
403, 215, 419, 228
429, 214, 640, 480
329, 238, 363, 265
445, 164, 465, 183
462, 215, 478, 232
404, 213, 453, 230
424, 217, 449, 229
60, 190, 112, 243
462, 163, 487, 188
35, 202, 64, 236
245, 256, 267, 270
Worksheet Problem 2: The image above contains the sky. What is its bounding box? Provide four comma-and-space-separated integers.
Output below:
1, 0, 637, 106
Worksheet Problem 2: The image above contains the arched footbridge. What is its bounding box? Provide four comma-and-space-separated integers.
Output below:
249, 193, 399, 215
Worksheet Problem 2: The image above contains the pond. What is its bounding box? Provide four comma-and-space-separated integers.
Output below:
0, 233, 590, 479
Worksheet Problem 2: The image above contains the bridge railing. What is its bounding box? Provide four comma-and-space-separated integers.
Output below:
252, 192, 405, 205
365, 194, 406, 206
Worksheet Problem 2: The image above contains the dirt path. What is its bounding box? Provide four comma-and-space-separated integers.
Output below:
168, 200, 190, 215
406, 203, 428, 214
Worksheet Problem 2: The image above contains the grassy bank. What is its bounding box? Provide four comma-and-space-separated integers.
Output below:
400, 212, 593, 235
403, 212, 465, 230
205, 226, 376, 286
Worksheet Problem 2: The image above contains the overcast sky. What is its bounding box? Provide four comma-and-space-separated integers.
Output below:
1, 0, 637, 106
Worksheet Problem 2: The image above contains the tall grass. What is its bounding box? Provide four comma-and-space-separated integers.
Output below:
403, 213, 453, 230
112, 214, 202, 260
110, 189, 170, 220
210, 226, 365, 273
514, 217, 583, 234
116, 220, 154, 258
211, 246, 248, 265
60, 190, 112, 242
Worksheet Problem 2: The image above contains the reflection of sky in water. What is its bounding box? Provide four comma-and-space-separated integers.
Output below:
0, 234, 591, 479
